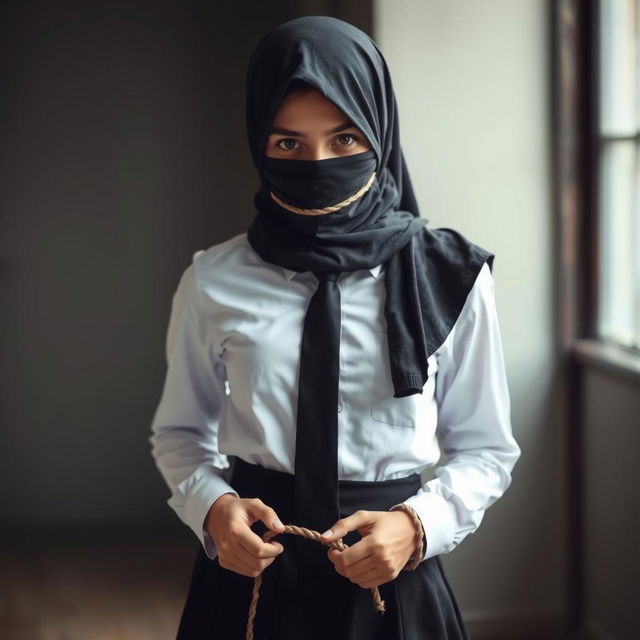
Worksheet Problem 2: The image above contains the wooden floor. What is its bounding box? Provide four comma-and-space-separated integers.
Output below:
0, 539, 197, 640
1, 538, 575, 640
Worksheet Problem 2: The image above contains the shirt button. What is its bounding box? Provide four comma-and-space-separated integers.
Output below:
337, 403, 343, 413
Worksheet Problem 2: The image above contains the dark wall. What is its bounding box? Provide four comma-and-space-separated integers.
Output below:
0, 0, 372, 543
581, 366, 639, 639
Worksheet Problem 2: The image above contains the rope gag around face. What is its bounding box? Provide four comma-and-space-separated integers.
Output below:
269, 171, 377, 215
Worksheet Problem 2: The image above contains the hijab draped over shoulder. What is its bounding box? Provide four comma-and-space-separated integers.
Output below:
245, 16, 493, 397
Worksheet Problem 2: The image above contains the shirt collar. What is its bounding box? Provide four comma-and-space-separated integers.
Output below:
280, 264, 383, 281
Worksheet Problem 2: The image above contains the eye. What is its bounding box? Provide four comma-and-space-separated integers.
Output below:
275, 138, 301, 151
334, 133, 359, 147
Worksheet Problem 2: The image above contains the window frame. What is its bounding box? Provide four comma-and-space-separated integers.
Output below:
555, 0, 640, 378
552, 0, 640, 634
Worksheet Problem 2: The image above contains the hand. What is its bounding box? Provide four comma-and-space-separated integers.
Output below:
319, 509, 418, 589
204, 493, 286, 578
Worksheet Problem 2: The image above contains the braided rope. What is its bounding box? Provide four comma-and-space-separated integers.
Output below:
389, 503, 426, 570
244, 523, 385, 640
269, 171, 377, 215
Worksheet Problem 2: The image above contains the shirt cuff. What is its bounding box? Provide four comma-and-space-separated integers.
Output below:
180, 468, 239, 560
401, 491, 457, 561
202, 528, 219, 560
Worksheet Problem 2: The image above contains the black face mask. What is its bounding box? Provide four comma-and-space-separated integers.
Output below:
262, 149, 377, 211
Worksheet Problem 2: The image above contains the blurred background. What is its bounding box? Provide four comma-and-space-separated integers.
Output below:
0, 0, 637, 638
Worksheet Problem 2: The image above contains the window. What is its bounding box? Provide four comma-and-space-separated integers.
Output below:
597, 0, 640, 349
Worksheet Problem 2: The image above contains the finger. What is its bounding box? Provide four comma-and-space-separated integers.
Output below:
349, 559, 381, 582
328, 544, 373, 569
221, 553, 258, 577
224, 555, 277, 579
238, 548, 281, 576
327, 548, 375, 581
246, 498, 286, 533
236, 524, 284, 558
320, 509, 373, 542
357, 569, 389, 590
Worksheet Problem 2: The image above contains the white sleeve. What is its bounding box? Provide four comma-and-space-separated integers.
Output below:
148, 253, 239, 560
401, 261, 521, 561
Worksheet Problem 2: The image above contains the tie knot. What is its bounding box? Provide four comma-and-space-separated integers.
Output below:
314, 270, 341, 283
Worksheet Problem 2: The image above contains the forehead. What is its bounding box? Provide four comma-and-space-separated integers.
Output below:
271, 88, 352, 125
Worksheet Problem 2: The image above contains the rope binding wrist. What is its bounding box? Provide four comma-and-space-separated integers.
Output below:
388, 503, 426, 571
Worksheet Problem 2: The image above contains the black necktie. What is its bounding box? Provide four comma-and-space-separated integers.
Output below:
292, 270, 342, 579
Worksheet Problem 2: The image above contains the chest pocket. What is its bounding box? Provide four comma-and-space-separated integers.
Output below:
370, 333, 423, 428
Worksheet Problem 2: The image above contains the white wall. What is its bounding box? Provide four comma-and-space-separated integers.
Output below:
375, 0, 565, 628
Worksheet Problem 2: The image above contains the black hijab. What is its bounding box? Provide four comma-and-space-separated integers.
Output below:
245, 16, 494, 397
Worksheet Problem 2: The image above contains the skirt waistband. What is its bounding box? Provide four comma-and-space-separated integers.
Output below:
230, 455, 422, 518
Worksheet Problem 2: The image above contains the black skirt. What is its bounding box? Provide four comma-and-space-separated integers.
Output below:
176, 456, 469, 639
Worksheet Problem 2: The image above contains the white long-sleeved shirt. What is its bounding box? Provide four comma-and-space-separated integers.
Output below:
149, 231, 521, 563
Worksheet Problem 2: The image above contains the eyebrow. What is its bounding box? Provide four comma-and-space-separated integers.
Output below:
268, 120, 356, 137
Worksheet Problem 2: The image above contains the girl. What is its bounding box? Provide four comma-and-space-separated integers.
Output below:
150, 15, 521, 640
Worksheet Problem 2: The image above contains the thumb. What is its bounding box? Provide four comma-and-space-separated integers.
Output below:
320, 510, 373, 542
247, 498, 286, 534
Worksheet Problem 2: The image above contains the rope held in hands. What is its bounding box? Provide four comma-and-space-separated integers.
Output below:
244, 524, 383, 640
244, 505, 425, 640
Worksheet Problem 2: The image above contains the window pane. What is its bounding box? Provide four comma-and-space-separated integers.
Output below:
598, 141, 639, 347
599, 0, 639, 136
